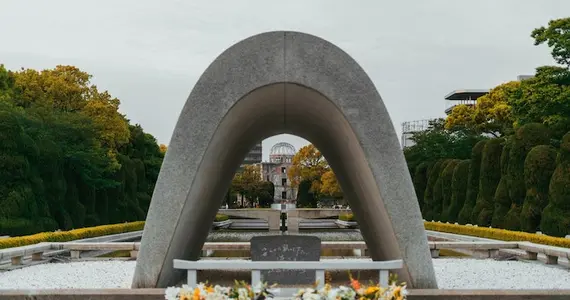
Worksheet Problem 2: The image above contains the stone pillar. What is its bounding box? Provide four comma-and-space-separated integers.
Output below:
266, 210, 282, 232
287, 210, 300, 233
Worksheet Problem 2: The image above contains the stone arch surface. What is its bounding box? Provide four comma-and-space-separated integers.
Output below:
132, 31, 437, 289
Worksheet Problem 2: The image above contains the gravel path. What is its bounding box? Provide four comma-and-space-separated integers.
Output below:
0, 258, 569, 289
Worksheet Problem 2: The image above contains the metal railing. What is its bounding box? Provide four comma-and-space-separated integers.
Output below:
173, 259, 404, 289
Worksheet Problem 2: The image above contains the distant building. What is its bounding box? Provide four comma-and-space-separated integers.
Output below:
257, 142, 298, 202
444, 89, 489, 115
242, 142, 262, 165
517, 75, 534, 81
401, 119, 432, 148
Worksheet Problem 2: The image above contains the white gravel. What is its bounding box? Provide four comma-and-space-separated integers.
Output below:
0, 258, 569, 289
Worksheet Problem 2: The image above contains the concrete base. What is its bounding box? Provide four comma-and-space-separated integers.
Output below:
546, 255, 558, 265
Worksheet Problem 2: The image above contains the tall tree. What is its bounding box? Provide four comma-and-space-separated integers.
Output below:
531, 17, 570, 67
287, 144, 329, 195
445, 81, 519, 137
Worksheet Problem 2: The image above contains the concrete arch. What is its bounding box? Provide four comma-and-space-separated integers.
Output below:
132, 31, 437, 289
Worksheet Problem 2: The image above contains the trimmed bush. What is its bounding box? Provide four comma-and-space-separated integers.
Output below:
492, 138, 512, 228
338, 213, 356, 222
520, 145, 557, 233
458, 140, 486, 224
0, 221, 145, 249
413, 162, 431, 212
446, 160, 470, 223
504, 123, 550, 231
472, 138, 503, 226
440, 159, 460, 222
541, 132, 570, 237
425, 221, 570, 248
214, 214, 230, 222
423, 160, 446, 220
432, 159, 452, 221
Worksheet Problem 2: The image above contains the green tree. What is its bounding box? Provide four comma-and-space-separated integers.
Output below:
457, 140, 486, 224
404, 119, 482, 173
491, 138, 512, 228
447, 160, 470, 223
531, 17, 570, 67
504, 123, 551, 230
446, 82, 520, 137
440, 159, 460, 222
541, 131, 570, 237
413, 162, 431, 213
472, 138, 503, 226
431, 159, 452, 221
423, 160, 445, 220
520, 145, 557, 233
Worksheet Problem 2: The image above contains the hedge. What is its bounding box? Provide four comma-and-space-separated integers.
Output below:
0, 213, 230, 249
457, 140, 486, 224
472, 138, 503, 226
520, 145, 557, 233
413, 162, 431, 212
431, 159, 452, 221
439, 159, 460, 222
446, 160, 470, 223
424, 221, 570, 248
491, 137, 512, 229
423, 160, 446, 220
504, 123, 550, 230
338, 213, 356, 222
541, 132, 570, 237
0, 221, 145, 249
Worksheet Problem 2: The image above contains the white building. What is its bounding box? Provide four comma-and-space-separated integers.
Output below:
257, 142, 298, 202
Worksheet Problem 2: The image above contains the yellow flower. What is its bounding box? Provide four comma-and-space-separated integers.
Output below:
192, 287, 201, 300
206, 286, 214, 293
393, 286, 403, 300
365, 286, 379, 295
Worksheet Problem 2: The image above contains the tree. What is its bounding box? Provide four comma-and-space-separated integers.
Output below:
257, 181, 275, 208
520, 145, 557, 233
447, 160, 470, 223
0, 65, 164, 235
320, 170, 342, 198
413, 162, 431, 212
508, 66, 570, 141
472, 138, 503, 226
159, 144, 168, 154
541, 131, 570, 237
531, 17, 570, 67
231, 165, 262, 207
457, 140, 486, 224
296, 179, 317, 208
405, 118, 482, 174
491, 138, 512, 228
446, 81, 520, 137
504, 123, 551, 230
288, 144, 329, 196
439, 159, 460, 222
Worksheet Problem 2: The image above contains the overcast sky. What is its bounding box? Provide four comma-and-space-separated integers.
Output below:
0, 1, 567, 161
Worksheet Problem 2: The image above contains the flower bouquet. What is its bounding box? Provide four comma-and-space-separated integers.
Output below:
293, 273, 407, 300
164, 280, 276, 300
164, 273, 407, 299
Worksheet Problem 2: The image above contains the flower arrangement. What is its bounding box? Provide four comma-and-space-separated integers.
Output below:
293, 273, 407, 300
164, 274, 407, 300
164, 281, 275, 300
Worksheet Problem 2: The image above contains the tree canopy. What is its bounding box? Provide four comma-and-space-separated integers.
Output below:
0, 64, 164, 236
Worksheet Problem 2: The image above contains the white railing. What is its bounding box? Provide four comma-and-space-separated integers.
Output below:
173, 259, 404, 289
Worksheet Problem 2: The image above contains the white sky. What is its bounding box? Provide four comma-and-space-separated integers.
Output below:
0, 0, 567, 161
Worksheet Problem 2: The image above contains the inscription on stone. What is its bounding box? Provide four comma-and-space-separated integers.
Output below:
250, 235, 321, 285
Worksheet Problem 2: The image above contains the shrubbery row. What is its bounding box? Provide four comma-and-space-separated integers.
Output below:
0, 213, 230, 249
415, 124, 570, 237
